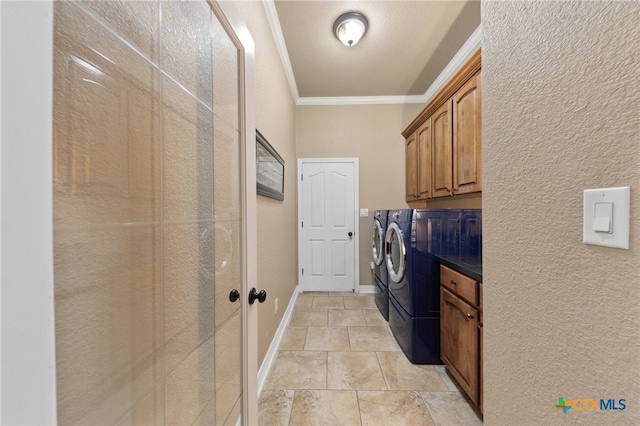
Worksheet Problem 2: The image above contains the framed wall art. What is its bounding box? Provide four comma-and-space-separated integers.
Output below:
256, 130, 284, 201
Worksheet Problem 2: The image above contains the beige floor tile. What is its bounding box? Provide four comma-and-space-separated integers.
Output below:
258, 389, 294, 426
420, 391, 482, 425
304, 327, 350, 351
362, 309, 388, 326
312, 296, 345, 309
289, 310, 328, 327
327, 352, 387, 390
328, 309, 367, 326
279, 326, 307, 351
289, 390, 361, 426
348, 326, 399, 351
358, 390, 434, 426
434, 365, 463, 392
344, 296, 377, 309
265, 351, 327, 390
294, 295, 314, 311
377, 352, 448, 391
330, 291, 357, 297
264, 297, 479, 425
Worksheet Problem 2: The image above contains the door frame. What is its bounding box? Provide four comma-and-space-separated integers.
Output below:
1, 2, 57, 422
214, 1, 257, 424
297, 158, 360, 293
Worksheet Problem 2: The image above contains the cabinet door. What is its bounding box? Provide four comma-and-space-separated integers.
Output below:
416, 119, 432, 199
453, 71, 482, 195
432, 101, 453, 197
440, 287, 478, 403
405, 132, 418, 201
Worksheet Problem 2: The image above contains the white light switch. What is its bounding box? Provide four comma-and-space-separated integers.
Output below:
583, 186, 630, 249
360, 209, 369, 217
593, 201, 612, 233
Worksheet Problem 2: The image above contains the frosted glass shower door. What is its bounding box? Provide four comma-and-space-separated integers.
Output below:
52, 1, 246, 424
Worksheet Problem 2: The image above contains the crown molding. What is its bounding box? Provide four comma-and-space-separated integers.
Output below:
421, 24, 482, 108
263, 0, 299, 101
296, 95, 426, 106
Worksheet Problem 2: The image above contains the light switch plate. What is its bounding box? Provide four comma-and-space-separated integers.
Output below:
360, 209, 369, 217
583, 186, 630, 249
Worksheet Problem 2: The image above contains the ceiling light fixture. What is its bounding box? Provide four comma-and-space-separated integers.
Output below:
333, 12, 368, 47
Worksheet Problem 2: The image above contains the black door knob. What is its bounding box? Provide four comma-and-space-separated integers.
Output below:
348, 232, 353, 237
229, 289, 240, 302
248, 287, 267, 304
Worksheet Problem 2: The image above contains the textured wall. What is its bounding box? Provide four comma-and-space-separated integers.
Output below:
296, 104, 423, 286
234, 1, 298, 366
482, 1, 640, 424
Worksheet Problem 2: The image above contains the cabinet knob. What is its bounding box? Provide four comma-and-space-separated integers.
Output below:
450, 280, 457, 286
466, 313, 474, 320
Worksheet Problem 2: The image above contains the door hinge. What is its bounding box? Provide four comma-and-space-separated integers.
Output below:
301, 174, 303, 181
302, 268, 304, 275
301, 221, 303, 228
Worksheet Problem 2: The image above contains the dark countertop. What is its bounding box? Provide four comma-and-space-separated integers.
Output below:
436, 255, 483, 282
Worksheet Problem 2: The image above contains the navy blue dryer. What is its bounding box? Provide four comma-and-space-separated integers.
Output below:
385, 209, 482, 364
372, 210, 389, 320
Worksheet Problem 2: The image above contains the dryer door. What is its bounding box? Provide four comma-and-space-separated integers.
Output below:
385, 222, 406, 283
372, 219, 384, 266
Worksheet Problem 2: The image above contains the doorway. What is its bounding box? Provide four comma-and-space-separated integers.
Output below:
297, 158, 360, 292
51, 1, 255, 424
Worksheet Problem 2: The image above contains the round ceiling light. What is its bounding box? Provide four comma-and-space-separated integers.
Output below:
333, 12, 368, 47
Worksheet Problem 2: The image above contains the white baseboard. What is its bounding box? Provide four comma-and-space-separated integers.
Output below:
257, 285, 300, 396
359, 285, 376, 294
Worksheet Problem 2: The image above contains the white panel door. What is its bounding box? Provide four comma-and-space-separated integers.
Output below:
299, 159, 358, 292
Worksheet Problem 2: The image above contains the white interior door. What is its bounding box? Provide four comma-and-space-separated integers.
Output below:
298, 159, 359, 292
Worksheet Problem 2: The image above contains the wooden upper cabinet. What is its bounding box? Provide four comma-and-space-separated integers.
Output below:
405, 132, 418, 201
402, 51, 481, 202
432, 101, 453, 197
416, 119, 432, 199
453, 71, 482, 195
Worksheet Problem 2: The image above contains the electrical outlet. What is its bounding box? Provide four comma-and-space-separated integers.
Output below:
274, 298, 278, 314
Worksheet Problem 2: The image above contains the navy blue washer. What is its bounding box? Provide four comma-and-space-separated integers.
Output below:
372, 210, 390, 321
385, 209, 482, 364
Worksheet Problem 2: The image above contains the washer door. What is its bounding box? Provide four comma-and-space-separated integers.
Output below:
385, 222, 406, 283
372, 219, 384, 266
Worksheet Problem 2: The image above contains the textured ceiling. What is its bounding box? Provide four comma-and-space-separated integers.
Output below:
274, 0, 481, 98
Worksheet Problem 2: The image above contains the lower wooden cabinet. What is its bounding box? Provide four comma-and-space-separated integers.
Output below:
440, 265, 482, 410
440, 287, 478, 402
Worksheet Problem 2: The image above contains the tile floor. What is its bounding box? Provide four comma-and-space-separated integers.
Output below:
258, 292, 483, 425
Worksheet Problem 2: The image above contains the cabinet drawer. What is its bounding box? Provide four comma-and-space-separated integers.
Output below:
440, 265, 477, 305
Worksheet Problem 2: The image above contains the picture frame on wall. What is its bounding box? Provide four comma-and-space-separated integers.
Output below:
256, 130, 284, 201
